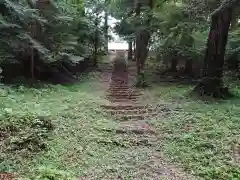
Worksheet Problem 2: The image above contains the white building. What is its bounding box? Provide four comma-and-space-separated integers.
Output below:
108, 42, 128, 52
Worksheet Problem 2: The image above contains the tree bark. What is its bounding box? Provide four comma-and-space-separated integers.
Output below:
135, 2, 141, 74
170, 58, 178, 72
104, 9, 108, 52
231, 9, 238, 29
128, 41, 133, 60
194, 7, 233, 97
93, 19, 98, 67
184, 59, 193, 75
133, 40, 136, 61
135, 0, 153, 75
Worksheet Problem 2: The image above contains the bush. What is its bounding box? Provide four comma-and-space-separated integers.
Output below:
24, 166, 77, 180
0, 112, 54, 152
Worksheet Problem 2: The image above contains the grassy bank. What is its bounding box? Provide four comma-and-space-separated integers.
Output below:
145, 84, 240, 180
0, 73, 117, 179
1, 71, 240, 179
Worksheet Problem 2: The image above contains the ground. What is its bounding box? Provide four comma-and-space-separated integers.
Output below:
0, 58, 240, 180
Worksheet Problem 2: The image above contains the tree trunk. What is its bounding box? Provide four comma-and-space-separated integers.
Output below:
136, 31, 150, 75
93, 19, 98, 67
194, 7, 233, 97
170, 58, 178, 72
128, 41, 133, 60
231, 8, 238, 29
184, 59, 193, 75
135, 0, 152, 75
133, 40, 136, 61
104, 9, 108, 53
135, 2, 141, 74
31, 47, 35, 80
93, 37, 98, 67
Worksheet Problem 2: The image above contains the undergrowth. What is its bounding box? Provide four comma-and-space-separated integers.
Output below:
0, 112, 54, 152
147, 84, 240, 180
0, 72, 112, 178
2, 69, 240, 180
0, 72, 151, 179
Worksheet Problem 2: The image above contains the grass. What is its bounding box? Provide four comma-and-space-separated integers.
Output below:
1, 69, 240, 179
0, 72, 111, 178
0, 72, 154, 179
145, 84, 240, 180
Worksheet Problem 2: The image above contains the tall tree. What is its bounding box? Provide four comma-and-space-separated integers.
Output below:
194, 0, 239, 97
104, 0, 109, 52
135, 0, 153, 75
128, 41, 133, 60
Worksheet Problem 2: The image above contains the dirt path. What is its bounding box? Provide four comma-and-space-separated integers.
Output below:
97, 59, 197, 180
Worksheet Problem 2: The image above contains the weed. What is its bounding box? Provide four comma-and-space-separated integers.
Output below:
147, 85, 240, 179
2, 71, 240, 179
0, 112, 54, 152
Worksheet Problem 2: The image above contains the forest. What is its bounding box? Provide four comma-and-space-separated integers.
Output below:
0, 0, 240, 179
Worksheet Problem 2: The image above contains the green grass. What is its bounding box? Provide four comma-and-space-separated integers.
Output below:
146, 84, 240, 180
0, 72, 112, 178
1, 70, 240, 179
0, 72, 154, 179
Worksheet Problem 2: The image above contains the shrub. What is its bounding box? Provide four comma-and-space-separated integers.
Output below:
0, 112, 54, 152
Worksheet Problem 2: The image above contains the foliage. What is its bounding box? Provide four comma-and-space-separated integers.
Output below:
29, 166, 77, 180
150, 1, 208, 66
135, 72, 149, 87
1, 72, 240, 179
1, 0, 240, 179
147, 84, 240, 179
0, 73, 141, 178
0, 0, 107, 82
0, 112, 54, 153
110, 0, 240, 78
226, 27, 240, 71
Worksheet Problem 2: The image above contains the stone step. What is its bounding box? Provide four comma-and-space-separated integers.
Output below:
109, 83, 128, 86
108, 99, 138, 103
107, 94, 139, 98
106, 108, 156, 115
107, 94, 133, 97
108, 85, 129, 88
109, 90, 137, 93
101, 104, 146, 110
106, 96, 139, 100
115, 114, 147, 121
109, 82, 128, 85
116, 121, 156, 134
108, 86, 129, 89
114, 113, 157, 121
107, 97, 138, 101
108, 87, 139, 90
111, 76, 128, 78
109, 81, 128, 84
107, 93, 142, 98
108, 86, 136, 89
108, 88, 130, 91
106, 91, 141, 96
110, 79, 128, 82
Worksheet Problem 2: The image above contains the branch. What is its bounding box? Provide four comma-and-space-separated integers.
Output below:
211, 0, 240, 17
25, 0, 35, 8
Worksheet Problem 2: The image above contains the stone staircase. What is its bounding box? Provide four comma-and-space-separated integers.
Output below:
101, 61, 157, 134
85, 60, 197, 180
